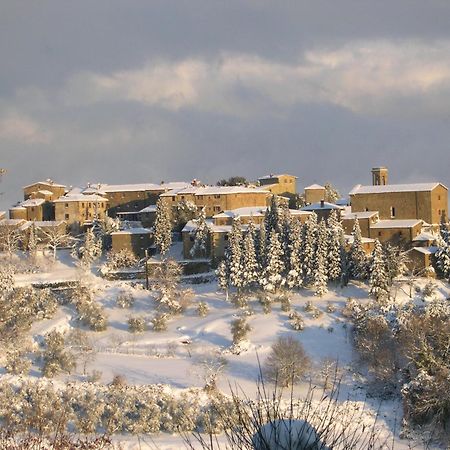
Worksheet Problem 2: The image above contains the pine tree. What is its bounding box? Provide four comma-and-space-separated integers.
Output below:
190, 208, 210, 258
313, 220, 328, 296
228, 218, 244, 291
287, 220, 303, 289
154, 198, 173, 256
314, 251, 328, 297
264, 195, 281, 235
301, 212, 318, 285
349, 218, 368, 280
261, 230, 285, 292
327, 211, 343, 282
80, 228, 102, 270
216, 258, 230, 301
241, 221, 259, 290
369, 239, 390, 301
435, 233, 450, 280
257, 223, 267, 268
324, 182, 340, 204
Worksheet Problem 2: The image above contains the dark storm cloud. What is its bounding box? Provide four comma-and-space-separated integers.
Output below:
1, 1, 450, 209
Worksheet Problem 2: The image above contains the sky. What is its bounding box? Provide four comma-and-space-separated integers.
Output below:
1, 1, 450, 209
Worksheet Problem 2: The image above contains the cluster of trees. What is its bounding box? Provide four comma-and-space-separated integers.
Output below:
350, 297, 450, 437
217, 196, 404, 298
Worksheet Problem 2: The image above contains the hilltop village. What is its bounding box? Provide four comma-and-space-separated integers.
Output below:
1, 167, 448, 276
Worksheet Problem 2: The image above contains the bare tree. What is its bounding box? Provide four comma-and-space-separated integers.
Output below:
42, 226, 72, 261
0, 225, 20, 259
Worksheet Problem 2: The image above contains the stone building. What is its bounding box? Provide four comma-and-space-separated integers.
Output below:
23, 180, 66, 201
258, 174, 297, 196
54, 194, 108, 228
300, 200, 345, 222
111, 228, 153, 258
304, 184, 326, 204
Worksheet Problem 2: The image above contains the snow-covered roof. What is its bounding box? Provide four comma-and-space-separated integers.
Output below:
0, 211, 5, 219
370, 219, 423, 229
258, 173, 297, 180
349, 183, 446, 195
0, 219, 27, 227
37, 189, 54, 196
411, 232, 436, 242
410, 246, 438, 255
301, 202, 344, 211
342, 211, 379, 220
111, 227, 152, 235
304, 184, 325, 190
20, 198, 46, 207
161, 185, 270, 197
54, 194, 108, 203
9, 206, 26, 210
344, 234, 375, 244
84, 181, 190, 194
183, 219, 260, 234
139, 205, 157, 213
23, 180, 66, 189
213, 206, 311, 220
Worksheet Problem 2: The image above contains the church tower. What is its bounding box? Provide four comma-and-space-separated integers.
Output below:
371, 167, 388, 186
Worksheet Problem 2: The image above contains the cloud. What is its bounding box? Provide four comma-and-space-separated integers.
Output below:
0, 113, 51, 144
57, 40, 450, 118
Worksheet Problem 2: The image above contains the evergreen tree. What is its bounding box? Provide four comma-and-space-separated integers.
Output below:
313, 220, 328, 296
327, 211, 343, 282
349, 218, 368, 280
435, 233, 450, 280
264, 195, 282, 235
228, 218, 244, 291
190, 208, 210, 258
287, 220, 303, 289
314, 251, 328, 297
383, 243, 407, 284
324, 182, 340, 204
216, 259, 230, 300
369, 239, 390, 301
257, 223, 267, 268
154, 198, 173, 256
75, 228, 102, 270
241, 221, 259, 289
261, 230, 285, 292
301, 212, 318, 285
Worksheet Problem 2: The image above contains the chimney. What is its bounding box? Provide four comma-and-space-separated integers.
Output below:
320, 199, 325, 208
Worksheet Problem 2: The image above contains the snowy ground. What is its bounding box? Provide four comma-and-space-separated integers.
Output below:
5, 250, 450, 449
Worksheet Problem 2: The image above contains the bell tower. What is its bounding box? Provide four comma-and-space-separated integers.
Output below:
371, 167, 388, 186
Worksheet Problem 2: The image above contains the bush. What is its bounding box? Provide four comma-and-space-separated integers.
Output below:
289, 311, 305, 331
5, 350, 31, 375
42, 330, 76, 378
326, 302, 336, 313
151, 313, 168, 332
264, 335, 310, 387
231, 317, 251, 345
422, 281, 437, 299
257, 291, 272, 314
231, 292, 249, 309
197, 301, 209, 317
128, 316, 147, 333
104, 249, 138, 271
116, 291, 135, 308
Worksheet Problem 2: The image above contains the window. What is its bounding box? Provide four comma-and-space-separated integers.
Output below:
31, 207, 34, 212
214, 206, 221, 211
65, 203, 69, 208
65, 214, 69, 220
390, 206, 396, 218
82, 203, 85, 208
214, 195, 220, 199
224, 235, 229, 241
439, 195, 441, 200
378, 231, 382, 237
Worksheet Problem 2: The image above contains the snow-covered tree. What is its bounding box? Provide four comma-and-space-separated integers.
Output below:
75, 227, 102, 270
324, 182, 340, 204
301, 212, 318, 285
43, 226, 71, 261
241, 221, 259, 290
257, 222, 267, 268
312, 219, 329, 296
369, 239, 390, 301
0, 264, 14, 294
349, 218, 368, 280
190, 208, 210, 258
216, 258, 230, 299
435, 233, 450, 280
228, 218, 244, 291
383, 243, 408, 284
0, 225, 20, 259
154, 198, 172, 256
287, 220, 303, 289
42, 330, 76, 378
261, 230, 285, 292
264, 195, 282, 235
327, 210, 344, 282
26, 223, 38, 260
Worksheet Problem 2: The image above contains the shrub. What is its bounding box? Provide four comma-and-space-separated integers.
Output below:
326, 302, 336, 313
197, 301, 209, 317
257, 291, 272, 314
231, 317, 251, 345
231, 292, 249, 309
42, 330, 76, 378
264, 335, 310, 387
5, 351, 31, 375
105, 249, 138, 270
128, 316, 147, 333
289, 311, 305, 331
151, 313, 168, 332
116, 291, 135, 308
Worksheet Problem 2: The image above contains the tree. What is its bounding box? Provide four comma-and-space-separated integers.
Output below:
287, 220, 303, 289
327, 211, 344, 282
241, 221, 259, 290
26, 223, 38, 260
228, 218, 244, 291
154, 198, 172, 256
66, 328, 96, 375
216, 258, 230, 300
43, 226, 71, 261
190, 208, 210, 258
314, 251, 328, 297
42, 330, 76, 377
0, 225, 20, 259
216, 176, 247, 186
435, 232, 450, 280
324, 182, 340, 204
301, 213, 318, 285
231, 317, 251, 345
369, 240, 390, 301
261, 230, 285, 293
349, 218, 368, 280
264, 335, 310, 387
173, 199, 198, 230
77, 227, 102, 269
383, 243, 407, 284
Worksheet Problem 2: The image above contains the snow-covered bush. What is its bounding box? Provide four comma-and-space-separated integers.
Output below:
75, 297, 108, 331
231, 292, 249, 309
326, 302, 336, 313
264, 335, 310, 387
127, 316, 146, 333
231, 317, 251, 345
257, 291, 272, 314
116, 290, 135, 308
151, 313, 168, 331
104, 249, 138, 271
41, 330, 76, 378
197, 301, 209, 317
278, 292, 291, 312
422, 281, 437, 299
5, 350, 31, 375
289, 311, 305, 331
